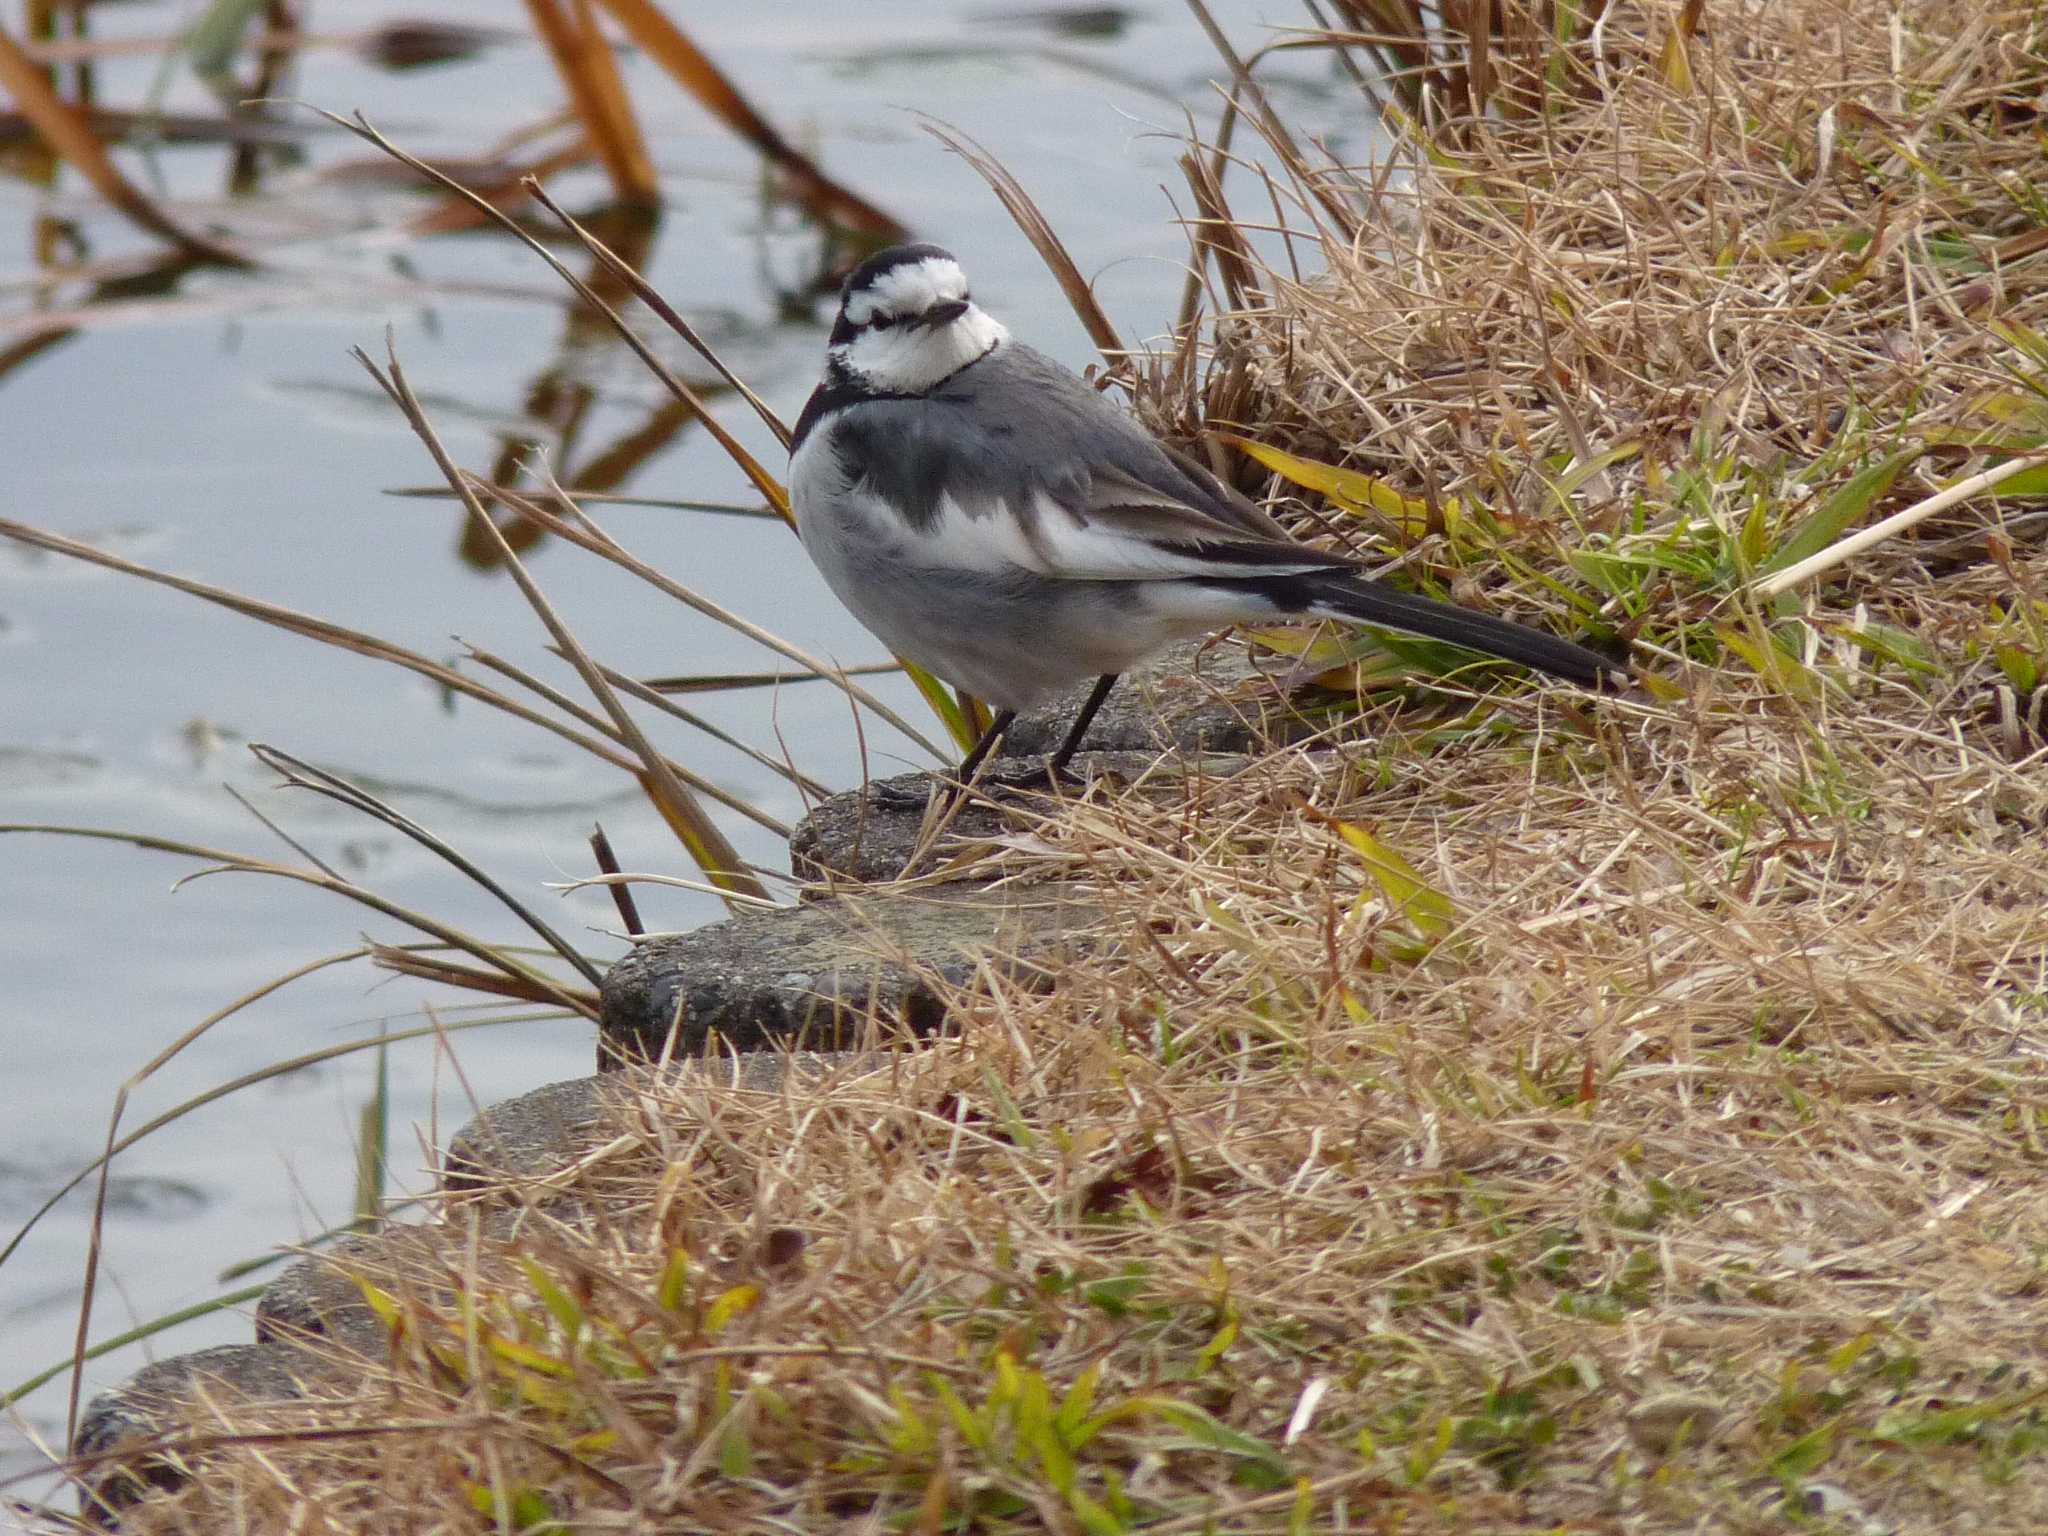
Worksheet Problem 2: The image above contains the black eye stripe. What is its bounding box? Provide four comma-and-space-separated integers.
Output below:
870, 314, 897, 330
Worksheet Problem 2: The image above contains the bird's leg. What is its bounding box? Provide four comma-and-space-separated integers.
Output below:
870, 675, 1116, 813
871, 707, 1016, 809
1048, 674, 1119, 779
967, 673, 1123, 794
956, 707, 1018, 782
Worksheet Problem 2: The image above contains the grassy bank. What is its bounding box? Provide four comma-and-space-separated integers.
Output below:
89, 2, 2048, 1531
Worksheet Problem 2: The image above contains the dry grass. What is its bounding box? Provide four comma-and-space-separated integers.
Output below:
77, 1, 2048, 1531
1166, 1, 2048, 669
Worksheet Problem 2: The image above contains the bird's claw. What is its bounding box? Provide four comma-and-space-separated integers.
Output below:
972, 758, 1075, 795
869, 777, 939, 811
864, 757, 1075, 814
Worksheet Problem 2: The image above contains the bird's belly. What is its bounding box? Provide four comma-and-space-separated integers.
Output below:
836, 557, 1164, 711
794, 486, 1175, 709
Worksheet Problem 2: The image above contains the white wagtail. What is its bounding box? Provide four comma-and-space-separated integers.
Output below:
789, 243, 1625, 781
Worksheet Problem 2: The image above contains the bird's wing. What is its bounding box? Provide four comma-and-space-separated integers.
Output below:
908, 457, 1353, 584
824, 344, 1360, 582
987, 437, 1356, 583
1006, 347, 1363, 580
1073, 456, 1337, 562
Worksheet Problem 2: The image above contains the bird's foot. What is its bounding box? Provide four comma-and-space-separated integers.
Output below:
969, 756, 1076, 795
864, 757, 1073, 813
868, 775, 942, 811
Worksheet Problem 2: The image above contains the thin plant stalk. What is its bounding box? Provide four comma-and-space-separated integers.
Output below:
480, 474, 943, 758
0, 518, 674, 782
249, 744, 608, 988
1753, 450, 2048, 597
920, 118, 1125, 363
0, 825, 600, 1017
589, 823, 645, 937
459, 642, 816, 811
525, 181, 792, 450
386, 485, 782, 520
353, 339, 770, 904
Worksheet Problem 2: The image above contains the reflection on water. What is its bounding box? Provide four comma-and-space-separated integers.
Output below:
0, 1160, 207, 1224
0, 0, 1367, 1495
0, 746, 100, 790
460, 206, 702, 569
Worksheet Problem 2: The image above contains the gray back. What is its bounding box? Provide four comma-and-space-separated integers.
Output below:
825, 344, 1293, 546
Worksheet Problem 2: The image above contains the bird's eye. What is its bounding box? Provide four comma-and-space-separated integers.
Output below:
870, 314, 897, 331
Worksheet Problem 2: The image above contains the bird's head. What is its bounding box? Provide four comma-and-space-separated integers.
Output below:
826, 243, 1008, 393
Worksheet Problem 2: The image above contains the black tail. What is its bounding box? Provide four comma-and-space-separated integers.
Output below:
1205, 570, 1622, 689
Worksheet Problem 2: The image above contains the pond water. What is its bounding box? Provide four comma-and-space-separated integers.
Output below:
0, 0, 1369, 1494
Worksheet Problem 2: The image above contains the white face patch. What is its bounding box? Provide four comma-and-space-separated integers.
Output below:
843, 256, 967, 327
831, 300, 1009, 393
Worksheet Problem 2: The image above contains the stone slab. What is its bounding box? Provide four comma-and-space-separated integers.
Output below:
790, 750, 1254, 886
599, 882, 1104, 1063
255, 1058, 885, 1360
788, 768, 1012, 887
74, 1343, 341, 1524
1001, 638, 1290, 758
252, 1231, 397, 1358
442, 1053, 874, 1189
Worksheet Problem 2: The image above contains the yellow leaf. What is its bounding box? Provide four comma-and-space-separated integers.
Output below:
1638, 671, 1688, 703
1657, 28, 1692, 90
1715, 625, 1820, 700
903, 661, 985, 754
1761, 230, 1837, 259
705, 1283, 760, 1334
485, 1330, 573, 1377
1238, 626, 1315, 657
1974, 389, 2048, 434
1334, 822, 1457, 941
511, 1372, 578, 1414
354, 1279, 402, 1327
1220, 435, 1457, 540
635, 769, 767, 903
1658, 0, 1706, 91
657, 1247, 691, 1311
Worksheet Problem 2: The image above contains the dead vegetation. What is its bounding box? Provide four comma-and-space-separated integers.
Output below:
38, 0, 2048, 1530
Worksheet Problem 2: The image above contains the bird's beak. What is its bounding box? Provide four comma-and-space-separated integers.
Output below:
920, 300, 970, 329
